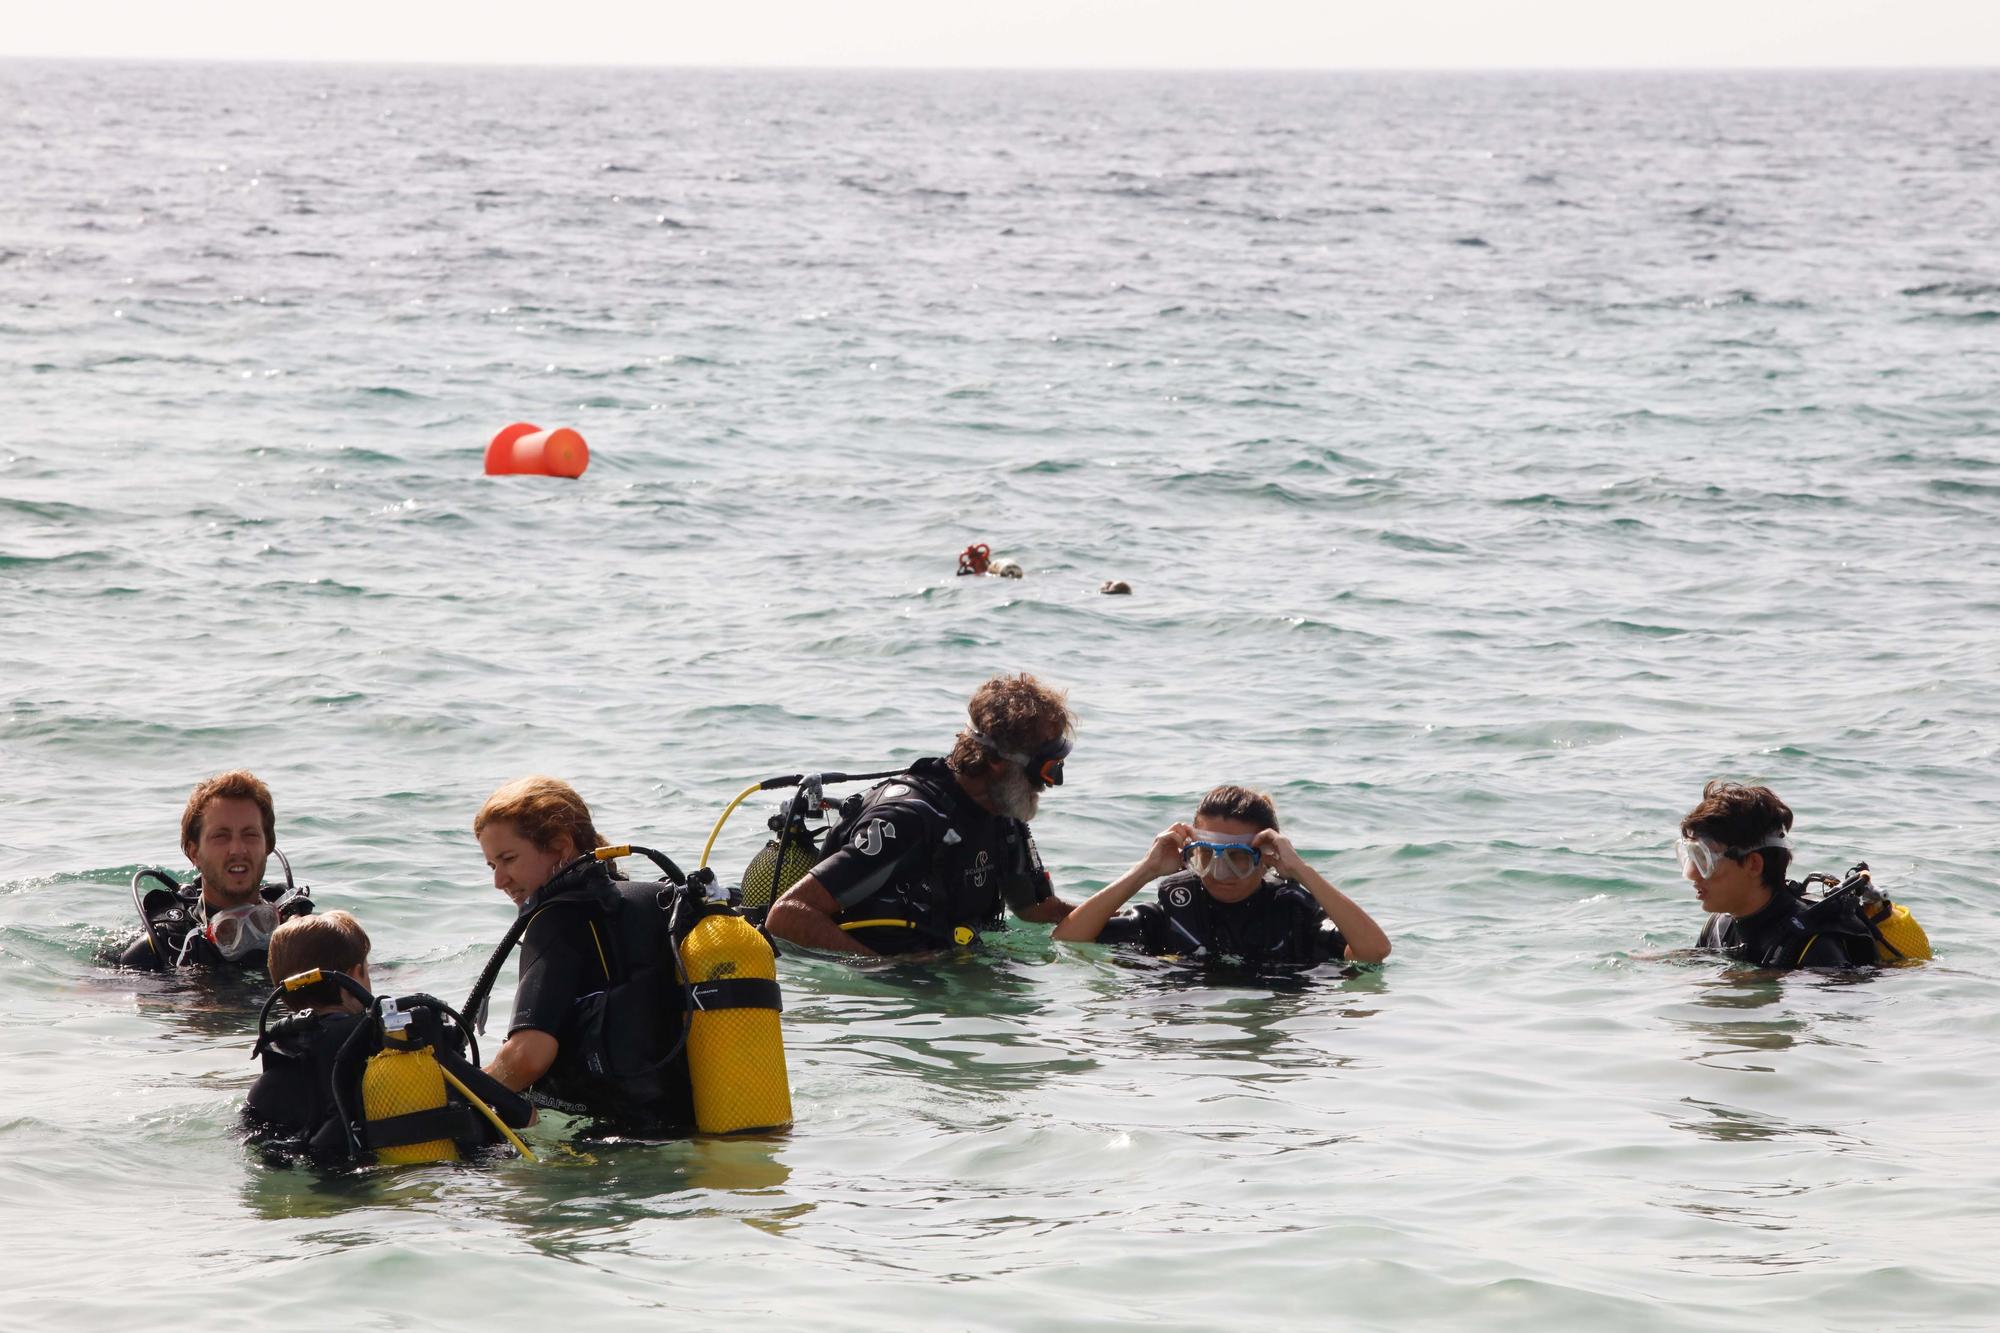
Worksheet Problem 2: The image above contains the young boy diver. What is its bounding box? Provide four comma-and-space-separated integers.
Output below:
245, 911, 534, 1162
1678, 780, 1920, 968
1054, 785, 1390, 967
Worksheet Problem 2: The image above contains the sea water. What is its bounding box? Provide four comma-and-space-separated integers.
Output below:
1, 63, 1998, 1330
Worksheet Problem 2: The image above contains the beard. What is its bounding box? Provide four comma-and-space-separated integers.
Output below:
990, 765, 1041, 822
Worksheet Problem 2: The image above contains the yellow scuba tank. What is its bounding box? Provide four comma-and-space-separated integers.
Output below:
361, 1001, 458, 1165
740, 832, 820, 913
1864, 899, 1932, 962
680, 912, 792, 1134
1808, 863, 1933, 964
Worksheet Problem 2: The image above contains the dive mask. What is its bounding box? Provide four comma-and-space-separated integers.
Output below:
1182, 831, 1262, 881
206, 901, 280, 960
1675, 829, 1790, 879
976, 732, 1071, 789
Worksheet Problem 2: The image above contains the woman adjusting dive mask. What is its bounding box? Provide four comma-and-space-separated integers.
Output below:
1181, 832, 1262, 882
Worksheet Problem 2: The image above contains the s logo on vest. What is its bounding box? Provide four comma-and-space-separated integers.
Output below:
855, 819, 896, 858
968, 850, 991, 889
1165, 884, 1195, 908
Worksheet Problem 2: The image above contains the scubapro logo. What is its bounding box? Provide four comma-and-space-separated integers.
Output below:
969, 850, 990, 888
855, 819, 896, 858
1165, 885, 1195, 908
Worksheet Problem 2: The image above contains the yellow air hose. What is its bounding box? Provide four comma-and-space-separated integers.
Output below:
437, 1064, 538, 1163
701, 781, 765, 869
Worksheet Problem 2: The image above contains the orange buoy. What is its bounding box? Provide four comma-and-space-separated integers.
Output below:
485, 422, 589, 478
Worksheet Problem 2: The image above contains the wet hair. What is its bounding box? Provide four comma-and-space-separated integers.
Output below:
181, 770, 277, 851
473, 776, 608, 859
266, 910, 370, 991
948, 673, 1075, 776
1195, 785, 1280, 833
1680, 780, 1794, 891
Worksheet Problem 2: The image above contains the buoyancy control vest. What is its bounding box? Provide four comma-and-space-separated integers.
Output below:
251, 970, 532, 1166
1699, 863, 1932, 968
1147, 872, 1340, 967
463, 846, 792, 1136
128, 856, 313, 970
813, 759, 1050, 952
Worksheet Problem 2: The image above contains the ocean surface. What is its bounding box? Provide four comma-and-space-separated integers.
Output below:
2, 62, 1998, 1330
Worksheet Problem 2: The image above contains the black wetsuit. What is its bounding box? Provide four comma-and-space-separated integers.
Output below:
246, 1011, 532, 1162
1097, 871, 1349, 968
1698, 892, 1874, 969
811, 757, 1054, 954
117, 879, 310, 973
509, 866, 696, 1129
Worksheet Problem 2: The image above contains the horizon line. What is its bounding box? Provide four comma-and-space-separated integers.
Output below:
5, 53, 2000, 74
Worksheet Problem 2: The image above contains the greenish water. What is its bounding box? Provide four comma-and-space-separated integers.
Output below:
2, 62, 1998, 1330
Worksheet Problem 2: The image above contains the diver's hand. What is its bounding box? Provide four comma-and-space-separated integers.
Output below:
1140, 823, 1195, 879
1253, 828, 1308, 879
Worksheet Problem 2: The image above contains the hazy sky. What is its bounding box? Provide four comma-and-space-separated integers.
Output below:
6, 0, 1998, 68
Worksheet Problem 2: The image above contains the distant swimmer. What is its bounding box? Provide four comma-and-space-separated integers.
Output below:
1053, 785, 1391, 968
117, 770, 314, 972
1679, 780, 1931, 969
765, 673, 1076, 957
245, 911, 534, 1164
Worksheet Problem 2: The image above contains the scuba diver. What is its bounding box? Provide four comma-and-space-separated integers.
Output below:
245, 911, 534, 1164
470, 777, 791, 1135
763, 673, 1077, 958
1054, 785, 1390, 968
117, 769, 314, 972
1679, 780, 1930, 968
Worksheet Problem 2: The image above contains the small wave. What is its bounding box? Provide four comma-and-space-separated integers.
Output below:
1907, 310, 2000, 325
0, 498, 97, 523
1899, 281, 2000, 298
1454, 236, 1492, 248
1585, 619, 1688, 638
1379, 531, 1469, 555
0, 550, 114, 570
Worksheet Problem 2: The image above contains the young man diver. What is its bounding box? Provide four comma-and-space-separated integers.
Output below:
1054, 785, 1390, 968
1679, 780, 1886, 968
118, 770, 312, 972
765, 673, 1076, 957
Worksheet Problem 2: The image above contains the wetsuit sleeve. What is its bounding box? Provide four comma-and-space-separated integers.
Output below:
436, 1048, 536, 1130
811, 802, 936, 910
117, 934, 164, 970
1099, 903, 1180, 954
1313, 919, 1350, 965
243, 1068, 305, 1132
509, 911, 595, 1039
1696, 914, 1733, 950
1000, 825, 1055, 914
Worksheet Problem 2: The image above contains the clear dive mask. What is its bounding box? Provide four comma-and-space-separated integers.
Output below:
1182, 831, 1262, 881
1674, 829, 1790, 879
206, 901, 280, 960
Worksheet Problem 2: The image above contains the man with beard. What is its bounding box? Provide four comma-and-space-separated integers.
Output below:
118, 769, 312, 971
765, 674, 1075, 957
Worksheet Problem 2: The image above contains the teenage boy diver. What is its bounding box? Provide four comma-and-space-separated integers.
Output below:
1678, 779, 1924, 968
1054, 786, 1389, 967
